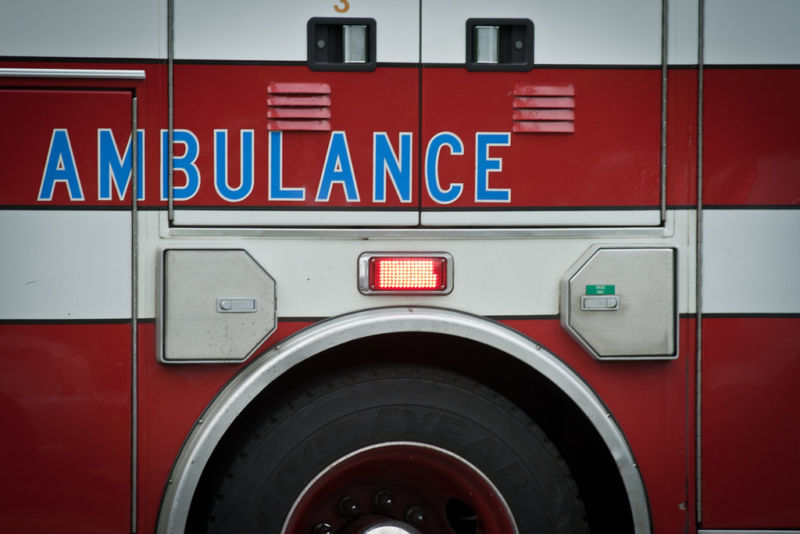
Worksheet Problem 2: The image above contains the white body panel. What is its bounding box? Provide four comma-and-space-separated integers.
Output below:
702, 210, 800, 314
0, 0, 166, 59
421, 0, 663, 65
175, 0, 419, 63
138, 210, 696, 321
705, 0, 800, 64
0, 210, 131, 320
421, 209, 662, 227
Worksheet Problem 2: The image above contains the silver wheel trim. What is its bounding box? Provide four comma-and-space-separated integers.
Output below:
157, 306, 651, 534
281, 441, 518, 534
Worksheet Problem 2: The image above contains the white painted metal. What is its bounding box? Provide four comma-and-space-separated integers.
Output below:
156, 307, 651, 534
0, 210, 131, 320
137, 210, 696, 320
702, 209, 800, 314
421, 0, 662, 65
668, 0, 700, 65
705, 0, 800, 64
172, 209, 419, 227
421, 209, 662, 227
0, 0, 166, 59
174, 0, 419, 63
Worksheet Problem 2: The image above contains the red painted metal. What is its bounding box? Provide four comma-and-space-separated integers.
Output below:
512, 109, 575, 121
421, 68, 661, 209
512, 96, 576, 108
0, 323, 132, 533
0, 61, 166, 208
704, 68, 800, 206
136, 320, 312, 534
502, 318, 696, 533
0, 88, 133, 206
173, 64, 419, 208
266, 95, 332, 107
512, 121, 575, 133
701, 316, 800, 528
513, 84, 575, 97
268, 107, 331, 119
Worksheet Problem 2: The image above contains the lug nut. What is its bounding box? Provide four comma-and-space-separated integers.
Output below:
339, 496, 360, 517
374, 490, 395, 510
312, 522, 333, 534
406, 506, 425, 526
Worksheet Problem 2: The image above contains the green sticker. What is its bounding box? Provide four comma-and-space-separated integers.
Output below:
586, 284, 615, 295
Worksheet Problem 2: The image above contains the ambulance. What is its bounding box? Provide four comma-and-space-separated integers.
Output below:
1, 0, 798, 532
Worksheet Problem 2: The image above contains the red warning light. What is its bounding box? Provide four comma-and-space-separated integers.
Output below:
359, 253, 452, 294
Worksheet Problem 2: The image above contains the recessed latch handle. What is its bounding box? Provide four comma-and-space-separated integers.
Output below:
581, 295, 620, 311
217, 298, 257, 313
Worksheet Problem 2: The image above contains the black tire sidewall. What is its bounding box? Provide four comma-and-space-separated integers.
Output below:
208, 367, 586, 533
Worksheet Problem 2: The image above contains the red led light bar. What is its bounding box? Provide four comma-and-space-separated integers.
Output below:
358, 253, 453, 294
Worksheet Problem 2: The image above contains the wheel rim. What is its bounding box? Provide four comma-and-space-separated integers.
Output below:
282, 441, 517, 534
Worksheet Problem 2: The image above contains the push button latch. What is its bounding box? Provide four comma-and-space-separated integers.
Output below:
581, 295, 620, 311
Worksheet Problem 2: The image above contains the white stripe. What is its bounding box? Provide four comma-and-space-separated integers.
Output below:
422, 0, 663, 65
705, 0, 800, 64
140, 210, 694, 319
0, 211, 131, 320
421, 210, 661, 227
171, 209, 419, 227
703, 209, 800, 314
0, 0, 166, 59
175, 0, 419, 63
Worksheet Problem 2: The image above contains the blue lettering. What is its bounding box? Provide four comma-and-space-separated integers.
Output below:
316, 131, 359, 202
475, 132, 511, 203
38, 129, 84, 201
161, 129, 200, 201
98, 129, 145, 201
214, 129, 254, 202
424, 131, 463, 205
268, 131, 305, 201
373, 132, 412, 203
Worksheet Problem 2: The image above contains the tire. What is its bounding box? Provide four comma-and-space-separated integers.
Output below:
203, 366, 587, 533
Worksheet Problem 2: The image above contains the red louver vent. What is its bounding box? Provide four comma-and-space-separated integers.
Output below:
267, 82, 331, 132
512, 84, 575, 133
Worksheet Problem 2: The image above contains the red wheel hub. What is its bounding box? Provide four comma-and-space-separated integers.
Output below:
282, 441, 517, 534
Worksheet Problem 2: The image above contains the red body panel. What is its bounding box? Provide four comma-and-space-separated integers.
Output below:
173, 64, 419, 209
0, 323, 131, 533
421, 68, 662, 209
0, 62, 165, 208
701, 317, 800, 528
704, 68, 800, 206
0, 89, 132, 206
505, 318, 695, 533
137, 320, 312, 534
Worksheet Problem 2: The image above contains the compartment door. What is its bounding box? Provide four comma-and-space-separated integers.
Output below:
420, 1, 664, 227
0, 88, 133, 532
170, 0, 420, 227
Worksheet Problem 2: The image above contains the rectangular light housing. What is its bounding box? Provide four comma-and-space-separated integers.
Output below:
358, 252, 453, 295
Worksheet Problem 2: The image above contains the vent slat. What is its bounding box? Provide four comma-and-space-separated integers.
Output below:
512, 109, 575, 121
513, 84, 574, 97
267, 95, 332, 107
512, 121, 575, 133
267, 119, 331, 131
267, 107, 331, 119
513, 96, 575, 109
511, 84, 576, 134
268, 82, 332, 132
267, 82, 331, 95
